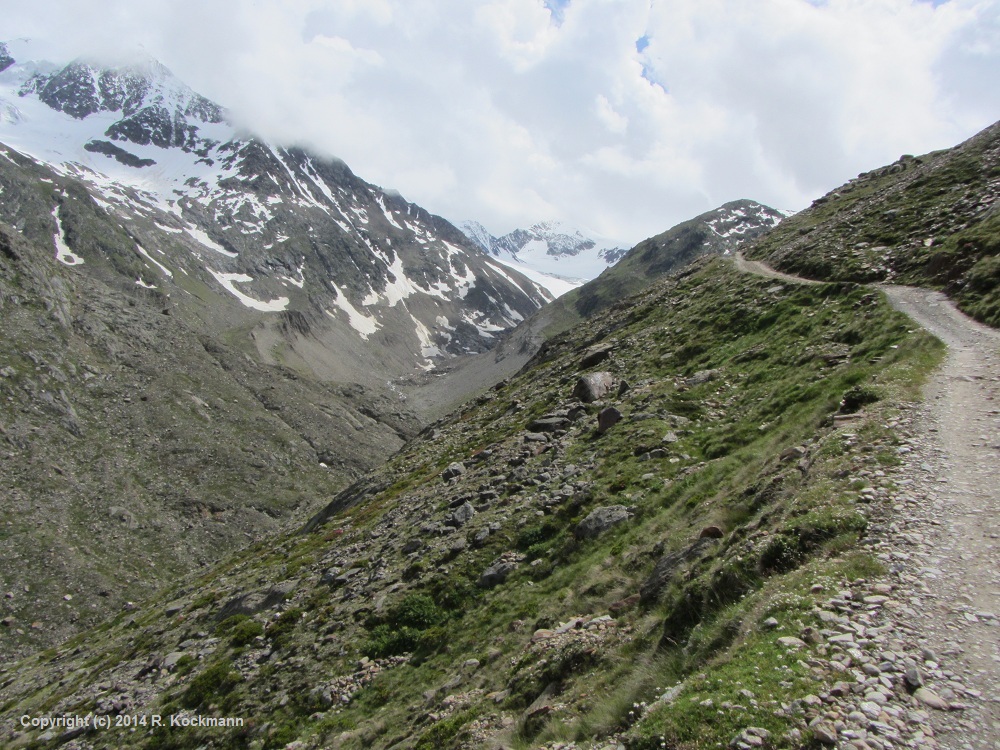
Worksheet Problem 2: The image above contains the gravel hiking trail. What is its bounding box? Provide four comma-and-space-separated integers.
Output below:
734, 253, 1000, 749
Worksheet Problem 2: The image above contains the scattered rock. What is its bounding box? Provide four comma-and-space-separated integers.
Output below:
528, 416, 571, 433
913, 686, 950, 710
580, 345, 613, 368
812, 723, 838, 745
445, 502, 475, 528
777, 636, 807, 649
685, 369, 720, 387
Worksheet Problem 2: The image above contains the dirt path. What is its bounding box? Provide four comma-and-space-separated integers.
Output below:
732, 251, 821, 285
733, 255, 1000, 749
878, 285, 1000, 750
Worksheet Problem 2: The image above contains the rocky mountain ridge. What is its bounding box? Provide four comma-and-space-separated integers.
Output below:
535, 198, 789, 338
0, 41, 549, 380
747, 120, 1000, 326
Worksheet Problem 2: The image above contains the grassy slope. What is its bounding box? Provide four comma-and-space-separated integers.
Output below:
0, 258, 943, 749
538, 200, 781, 340
747, 120, 1000, 326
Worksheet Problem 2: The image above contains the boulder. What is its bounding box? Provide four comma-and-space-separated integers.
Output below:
685, 369, 720, 387
445, 501, 475, 528
528, 416, 572, 433
573, 372, 614, 403
479, 559, 519, 588
442, 462, 466, 480
575, 505, 631, 540
597, 407, 623, 433
580, 345, 613, 368
217, 580, 299, 618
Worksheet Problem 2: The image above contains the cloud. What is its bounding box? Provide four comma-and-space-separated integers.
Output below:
2, 0, 998, 244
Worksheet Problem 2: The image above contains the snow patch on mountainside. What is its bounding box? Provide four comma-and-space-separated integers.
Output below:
136, 243, 172, 278
486, 257, 572, 299
51, 206, 84, 265
209, 270, 289, 312
328, 285, 381, 339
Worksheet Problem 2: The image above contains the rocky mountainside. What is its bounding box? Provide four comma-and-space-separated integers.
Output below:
0, 149, 420, 663
459, 219, 629, 290
0, 41, 549, 380
747, 120, 1000, 325
0, 41, 547, 661
0, 247, 947, 749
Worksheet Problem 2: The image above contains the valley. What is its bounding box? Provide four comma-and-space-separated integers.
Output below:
0, 34, 997, 750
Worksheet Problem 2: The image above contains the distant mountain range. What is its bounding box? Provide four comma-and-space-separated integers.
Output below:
458, 219, 629, 295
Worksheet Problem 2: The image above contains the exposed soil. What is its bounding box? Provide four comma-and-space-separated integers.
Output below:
733, 251, 821, 285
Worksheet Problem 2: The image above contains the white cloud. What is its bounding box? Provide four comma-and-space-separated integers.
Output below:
2, 0, 998, 245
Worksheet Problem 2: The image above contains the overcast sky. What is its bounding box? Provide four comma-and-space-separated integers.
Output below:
5, 0, 1000, 245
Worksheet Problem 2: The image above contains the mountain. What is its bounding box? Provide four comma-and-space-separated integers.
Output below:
0, 41, 549, 379
405, 200, 789, 417
459, 219, 629, 293
747, 120, 1000, 326
0, 84, 996, 748
511, 199, 789, 349
0, 41, 547, 660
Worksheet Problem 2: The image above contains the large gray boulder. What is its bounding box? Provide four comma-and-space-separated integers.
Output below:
446, 501, 476, 528
479, 554, 522, 587
574, 505, 631, 539
573, 372, 615, 403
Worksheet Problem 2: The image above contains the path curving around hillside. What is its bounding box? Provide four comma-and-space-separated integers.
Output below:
732, 251, 822, 285
733, 254, 1000, 749
877, 285, 1000, 750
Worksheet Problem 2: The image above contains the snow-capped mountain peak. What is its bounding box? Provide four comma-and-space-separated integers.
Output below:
0, 43, 548, 376
458, 218, 629, 296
